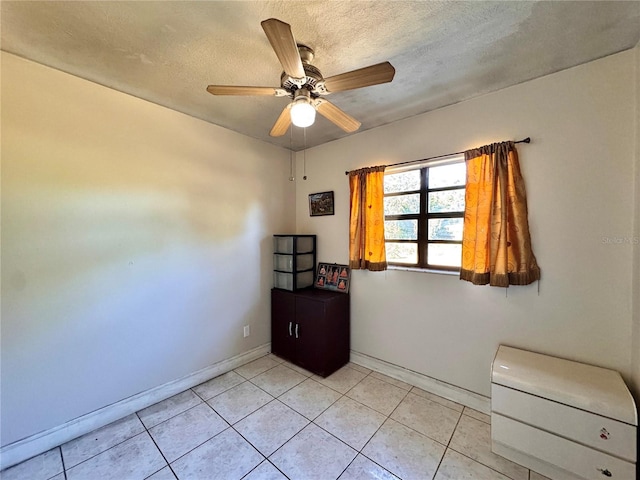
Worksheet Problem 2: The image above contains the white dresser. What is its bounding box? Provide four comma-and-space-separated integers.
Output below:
491, 346, 637, 480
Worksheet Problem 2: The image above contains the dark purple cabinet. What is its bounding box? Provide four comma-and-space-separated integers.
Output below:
271, 288, 350, 377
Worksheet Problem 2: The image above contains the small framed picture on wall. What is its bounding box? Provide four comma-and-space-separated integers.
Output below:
315, 263, 350, 293
309, 191, 335, 216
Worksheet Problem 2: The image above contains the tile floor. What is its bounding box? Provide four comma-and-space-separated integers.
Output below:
1, 355, 551, 480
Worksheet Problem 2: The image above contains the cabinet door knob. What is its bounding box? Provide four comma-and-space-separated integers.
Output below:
295, 323, 299, 338
598, 468, 612, 477
599, 428, 610, 440
289, 322, 293, 336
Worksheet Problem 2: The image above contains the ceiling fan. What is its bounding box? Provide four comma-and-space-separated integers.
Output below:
206, 18, 395, 137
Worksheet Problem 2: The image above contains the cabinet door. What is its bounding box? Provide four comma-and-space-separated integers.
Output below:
271, 289, 296, 362
294, 297, 327, 374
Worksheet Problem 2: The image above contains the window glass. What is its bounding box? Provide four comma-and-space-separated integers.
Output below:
428, 163, 466, 189
428, 190, 465, 213
384, 170, 420, 194
428, 218, 464, 241
384, 220, 418, 240
384, 194, 420, 215
386, 243, 418, 264
427, 243, 462, 267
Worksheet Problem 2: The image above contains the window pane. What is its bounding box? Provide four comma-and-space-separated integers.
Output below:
384, 194, 420, 215
428, 243, 462, 267
384, 170, 420, 194
386, 242, 418, 264
428, 218, 463, 241
428, 189, 465, 213
428, 163, 466, 189
385, 220, 417, 240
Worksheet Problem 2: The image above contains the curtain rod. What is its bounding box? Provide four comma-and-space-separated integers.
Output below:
344, 137, 531, 175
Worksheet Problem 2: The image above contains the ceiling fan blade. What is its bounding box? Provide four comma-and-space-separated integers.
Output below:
207, 85, 287, 96
261, 18, 305, 79
314, 99, 361, 133
323, 62, 395, 93
270, 104, 292, 137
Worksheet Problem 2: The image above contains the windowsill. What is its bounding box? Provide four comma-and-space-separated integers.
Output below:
387, 265, 460, 276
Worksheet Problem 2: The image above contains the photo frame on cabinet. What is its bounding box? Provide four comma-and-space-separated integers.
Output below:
315, 263, 350, 293
309, 191, 335, 216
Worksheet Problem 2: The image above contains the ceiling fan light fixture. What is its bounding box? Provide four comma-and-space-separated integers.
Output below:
290, 97, 316, 128
291, 102, 315, 128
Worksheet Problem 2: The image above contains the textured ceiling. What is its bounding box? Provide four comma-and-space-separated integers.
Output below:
2, 1, 639, 151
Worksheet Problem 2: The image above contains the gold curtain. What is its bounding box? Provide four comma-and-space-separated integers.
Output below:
349, 166, 387, 271
461, 142, 540, 287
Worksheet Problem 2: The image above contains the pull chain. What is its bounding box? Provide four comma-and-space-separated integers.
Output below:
303, 127, 307, 180
289, 126, 294, 181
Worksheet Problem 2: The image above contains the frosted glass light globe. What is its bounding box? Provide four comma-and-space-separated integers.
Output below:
290, 101, 316, 128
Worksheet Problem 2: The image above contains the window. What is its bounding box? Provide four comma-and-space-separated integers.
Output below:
384, 157, 466, 271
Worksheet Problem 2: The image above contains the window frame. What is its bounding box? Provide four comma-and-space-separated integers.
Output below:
384, 155, 466, 272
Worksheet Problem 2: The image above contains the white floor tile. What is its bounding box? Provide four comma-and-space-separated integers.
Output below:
192, 371, 245, 400
362, 419, 445, 480
243, 460, 288, 480
170, 428, 262, 480
369, 371, 413, 391
338, 454, 400, 480
463, 406, 491, 424
315, 396, 386, 450
266, 354, 286, 364
1, 361, 539, 480
65, 432, 165, 480
279, 377, 342, 420
270, 423, 357, 480
449, 414, 529, 480
0, 448, 63, 480
435, 449, 511, 479
346, 375, 408, 415
530, 471, 552, 480
149, 403, 228, 462
282, 360, 314, 377
411, 387, 464, 413
146, 466, 177, 480
61, 413, 144, 468
234, 356, 280, 379
346, 362, 372, 375
390, 391, 461, 444
313, 365, 368, 394
234, 400, 309, 456
137, 390, 202, 429
207, 381, 273, 424
250, 364, 307, 397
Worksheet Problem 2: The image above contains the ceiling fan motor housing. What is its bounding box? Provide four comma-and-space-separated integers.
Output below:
280, 44, 325, 97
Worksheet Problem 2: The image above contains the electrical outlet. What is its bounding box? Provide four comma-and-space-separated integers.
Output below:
243, 325, 250, 338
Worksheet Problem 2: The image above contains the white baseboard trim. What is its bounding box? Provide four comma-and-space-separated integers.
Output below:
0, 343, 271, 471
350, 350, 490, 414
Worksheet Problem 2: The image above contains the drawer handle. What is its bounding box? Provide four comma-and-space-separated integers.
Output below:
599, 427, 610, 440
289, 322, 292, 336
598, 468, 612, 477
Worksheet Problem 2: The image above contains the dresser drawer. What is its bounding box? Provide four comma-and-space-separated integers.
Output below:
492, 413, 636, 480
492, 384, 636, 461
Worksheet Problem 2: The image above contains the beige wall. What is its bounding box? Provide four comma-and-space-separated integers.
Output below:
296, 49, 637, 397
632, 42, 640, 400
0, 52, 294, 446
